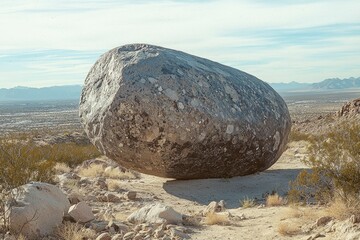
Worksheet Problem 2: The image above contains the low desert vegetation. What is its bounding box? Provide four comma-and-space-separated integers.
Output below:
289, 120, 360, 218
55, 222, 96, 240
266, 193, 284, 207
54, 162, 72, 174
204, 212, 229, 225
326, 197, 360, 220
0, 132, 101, 233
240, 197, 256, 208
277, 222, 301, 236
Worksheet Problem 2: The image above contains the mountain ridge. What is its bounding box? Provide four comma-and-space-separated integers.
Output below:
0, 77, 359, 101
0, 85, 82, 101
269, 77, 360, 92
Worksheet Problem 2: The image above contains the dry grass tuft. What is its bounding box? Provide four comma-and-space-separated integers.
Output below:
281, 206, 304, 219
326, 197, 360, 220
55, 222, 96, 240
277, 222, 301, 236
240, 197, 256, 208
103, 166, 138, 180
107, 179, 122, 191
78, 164, 104, 177
266, 193, 284, 207
54, 162, 71, 174
204, 212, 229, 225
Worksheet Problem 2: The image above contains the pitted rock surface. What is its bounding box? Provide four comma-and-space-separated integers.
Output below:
338, 98, 360, 117
79, 44, 291, 179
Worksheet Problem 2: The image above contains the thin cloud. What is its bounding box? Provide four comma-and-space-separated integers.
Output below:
0, 0, 359, 87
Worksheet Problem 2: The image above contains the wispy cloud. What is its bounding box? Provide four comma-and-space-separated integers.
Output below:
0, 0, 359, 87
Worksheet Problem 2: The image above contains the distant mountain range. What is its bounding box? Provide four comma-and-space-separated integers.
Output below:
0, 85, 82, 101
269, 77, 360, 92
0, 77, 359, 101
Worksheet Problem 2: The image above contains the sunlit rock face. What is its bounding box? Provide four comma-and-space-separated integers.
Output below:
79, 44, 291, 179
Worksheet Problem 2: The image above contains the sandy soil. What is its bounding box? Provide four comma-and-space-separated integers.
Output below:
117, 141, 312, 240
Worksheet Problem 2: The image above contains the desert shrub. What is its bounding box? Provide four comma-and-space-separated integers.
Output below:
0, 138, 56, 232
204, 212, 229, 225
326, 197, 360, 220
289, 120, 360, 205
0, 139, 56, 189
266, 193, 284, 207
47, 142, 101, 167
240, 197, 256, 208
277, 222, 301, 236
55, 222, 96, 240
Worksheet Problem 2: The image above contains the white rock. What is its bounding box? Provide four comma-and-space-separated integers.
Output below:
96, 232, 111, 240
127, 191, 137, 200
127, 203, 182, 224
68, 201, 95, 223
123, 231, 135, 240
6, 182, 70, 238
203, 201, 226, 216
111, 234, 123, 240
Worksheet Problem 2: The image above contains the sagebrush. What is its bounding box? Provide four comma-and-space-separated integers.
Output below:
289, 120, 360, 207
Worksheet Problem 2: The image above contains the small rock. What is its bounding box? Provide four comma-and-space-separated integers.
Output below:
96, 178, 108, 190
154, 228, 164, 238
123, 231, 135, 240
78, 177, 92, 187
127, 191, 137, 200
313, 233, 326, 239
107, 221, 129, 233
68, 192, 84, 204
133, 233, 144, 240
316, 216, 332, 226
104, 193, 121, 203
169, 228, 190, 239
68, 202, 95, 223
96, 232, 111, 240
111, 234, 123, 240
88, 220, 109, 233
350, 215, 359, 224
127, 203, 182, 224
84, 194, 97, 202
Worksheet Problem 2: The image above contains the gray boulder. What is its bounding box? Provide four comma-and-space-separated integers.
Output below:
79, 44, 291, 179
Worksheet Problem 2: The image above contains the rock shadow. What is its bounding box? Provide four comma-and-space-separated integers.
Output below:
163, 168, 304, 209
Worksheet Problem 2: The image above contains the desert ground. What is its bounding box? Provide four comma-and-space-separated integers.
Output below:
1, 89, 360, 240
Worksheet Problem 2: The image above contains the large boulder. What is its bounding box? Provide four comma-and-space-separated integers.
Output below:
6, 182, 70, 238
80, 44, 291, 179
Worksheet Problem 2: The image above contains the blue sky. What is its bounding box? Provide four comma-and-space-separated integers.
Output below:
0, 0, 359, 88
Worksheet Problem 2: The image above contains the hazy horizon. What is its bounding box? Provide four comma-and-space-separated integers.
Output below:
1, 0, 359, 88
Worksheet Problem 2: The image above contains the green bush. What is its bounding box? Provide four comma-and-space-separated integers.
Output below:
289, 120, 360, 204
44, 142, 101, 167
0, 140, 56, 189
0, 134, 101, 189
